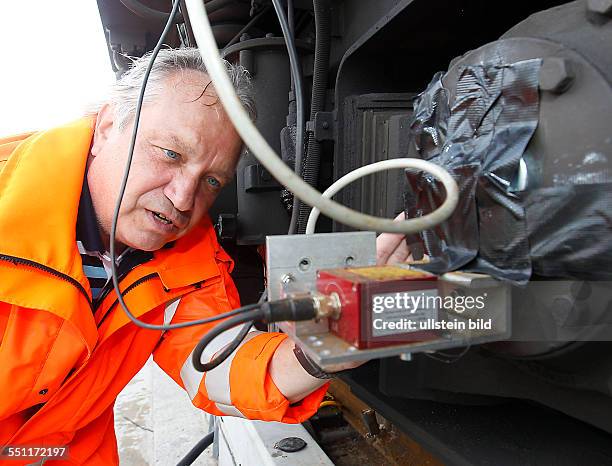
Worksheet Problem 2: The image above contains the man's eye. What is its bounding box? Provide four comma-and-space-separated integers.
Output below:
162, 148, 180, 160
206, 176, 221, 188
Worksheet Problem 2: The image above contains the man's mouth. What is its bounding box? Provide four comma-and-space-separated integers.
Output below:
152, 211, 173, 225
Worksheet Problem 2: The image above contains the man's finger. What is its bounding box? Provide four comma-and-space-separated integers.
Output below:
386, 238, 411, 264
376, 212, 406, 265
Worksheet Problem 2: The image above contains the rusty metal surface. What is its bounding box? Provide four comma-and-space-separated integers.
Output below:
327, 379, 443, 466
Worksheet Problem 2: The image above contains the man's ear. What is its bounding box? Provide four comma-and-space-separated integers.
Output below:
91, 103, 114, 157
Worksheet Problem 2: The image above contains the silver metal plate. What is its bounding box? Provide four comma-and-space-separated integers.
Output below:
266, 232, 377, 335
266, 231, 377, 300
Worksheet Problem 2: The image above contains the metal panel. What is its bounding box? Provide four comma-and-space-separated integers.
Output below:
216, 416, 333, 466
266, 232, 377, 301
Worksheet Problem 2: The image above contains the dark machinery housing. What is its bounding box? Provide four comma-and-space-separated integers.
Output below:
96, 0, 612, 463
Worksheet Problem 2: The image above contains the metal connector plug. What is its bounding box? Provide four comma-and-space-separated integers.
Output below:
312, 292, 342, 320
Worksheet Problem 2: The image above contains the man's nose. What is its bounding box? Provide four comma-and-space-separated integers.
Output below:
163, 173, 199, 212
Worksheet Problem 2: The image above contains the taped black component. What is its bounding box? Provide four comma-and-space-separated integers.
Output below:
524, 184, 612, 280
407, 59, 541, 283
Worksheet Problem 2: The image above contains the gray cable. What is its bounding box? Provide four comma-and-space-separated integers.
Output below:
270, 0, 305, 235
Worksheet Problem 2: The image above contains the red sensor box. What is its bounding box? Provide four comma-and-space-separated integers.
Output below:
316, 266, 438, 349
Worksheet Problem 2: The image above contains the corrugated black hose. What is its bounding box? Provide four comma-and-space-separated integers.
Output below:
295, 0, 331, 234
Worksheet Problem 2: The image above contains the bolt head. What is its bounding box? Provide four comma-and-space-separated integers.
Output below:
275, 437, 307, 453
588, 0, 612, 16
539, 57, 574, 94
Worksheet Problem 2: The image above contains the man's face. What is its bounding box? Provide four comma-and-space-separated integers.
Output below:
88, 70, 242, 251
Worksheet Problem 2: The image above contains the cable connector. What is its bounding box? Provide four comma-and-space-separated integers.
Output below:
260, 296, 317, 323
260, 293, 342, 323
311, 292, 341, 320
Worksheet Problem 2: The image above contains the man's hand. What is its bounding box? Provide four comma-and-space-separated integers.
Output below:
376, 212, 415, 265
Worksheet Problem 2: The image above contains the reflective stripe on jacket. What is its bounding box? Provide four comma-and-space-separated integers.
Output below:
0, 119, 327, 465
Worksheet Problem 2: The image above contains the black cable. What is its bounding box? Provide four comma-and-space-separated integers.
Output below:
423, 344, 471, 363
176, 431, 214, 466
192, 309, 264, 371
194, 289, 269, 372
296, 0, 331, 234
109, 0, 258, 332
193, 295, 319, 372
287, 0, 295, 37
223, 5, 271, 49
270, 0, 305, 235
199, 321, 254, 371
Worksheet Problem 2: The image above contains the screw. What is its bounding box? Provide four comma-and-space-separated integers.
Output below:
587, 0, 612, 17
322, 121, 330, 129
539, 57, 574, 94
239, 33, 251, 42
298, 257, 311, 271
345, 255, 355, 266
265, 32, 275, 38
281, 273, 295, 285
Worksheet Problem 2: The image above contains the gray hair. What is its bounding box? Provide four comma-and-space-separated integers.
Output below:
91, 47, 255, 129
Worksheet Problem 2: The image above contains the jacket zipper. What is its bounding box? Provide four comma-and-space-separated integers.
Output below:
0, 253, 93, 310
9, 272, 161, 443
0, 255, 96, 444
96, 272, 159, 327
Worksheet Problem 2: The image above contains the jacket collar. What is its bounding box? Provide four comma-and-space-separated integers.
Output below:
0, 118, 228, 349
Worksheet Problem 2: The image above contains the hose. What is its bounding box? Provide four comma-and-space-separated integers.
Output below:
294, 0, 332, 234
185, 0, 459, 234
270, 0, 305, 235
176, 431, 214, 466
305, 158, 457, 234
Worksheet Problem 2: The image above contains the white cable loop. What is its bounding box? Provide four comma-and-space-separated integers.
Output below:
185, 0, 459, 233
305, 158, 455, 234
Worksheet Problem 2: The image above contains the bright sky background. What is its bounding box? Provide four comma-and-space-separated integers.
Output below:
0, 1, 116, 137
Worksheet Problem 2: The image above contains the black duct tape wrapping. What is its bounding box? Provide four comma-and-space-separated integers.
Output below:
407, 59, 541, 284
524, 184, 612, 280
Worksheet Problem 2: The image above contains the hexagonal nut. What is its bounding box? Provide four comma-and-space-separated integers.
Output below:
539, 57, 575, 94
587, 0, 612, 17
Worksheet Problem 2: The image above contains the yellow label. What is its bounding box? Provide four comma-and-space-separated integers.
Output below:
348, 266, 432, 281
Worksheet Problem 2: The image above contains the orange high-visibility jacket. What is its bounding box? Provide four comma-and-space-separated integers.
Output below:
0, 119, 327, 465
